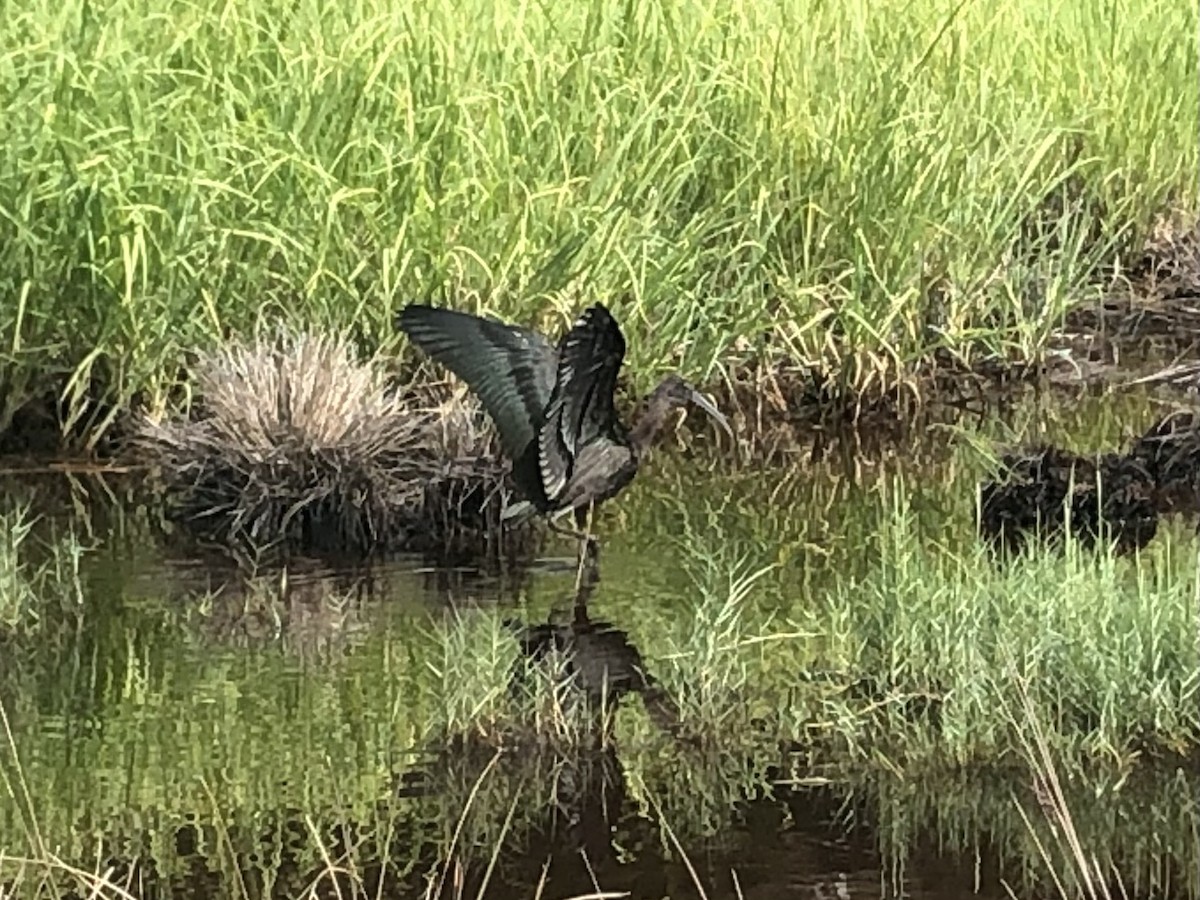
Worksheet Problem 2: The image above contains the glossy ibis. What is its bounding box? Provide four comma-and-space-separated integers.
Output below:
395, 303, 732, 547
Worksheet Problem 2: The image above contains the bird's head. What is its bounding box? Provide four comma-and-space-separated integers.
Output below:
647, 374, 733, 438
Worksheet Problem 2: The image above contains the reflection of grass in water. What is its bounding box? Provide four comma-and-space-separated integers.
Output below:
619, 386, 1177, 574
1010, 676, 1129, 900
1, 443, 1198, 897
0, 496, 136, 900
797, 662, 1198, 897
0, 504, 40, 630
0, 502, 88, 632
3, 700, 1195, 900
174, 570, 375, 663
598, 483, 1198, 893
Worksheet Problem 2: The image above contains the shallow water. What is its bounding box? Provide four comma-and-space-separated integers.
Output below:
1, 388, 1198, 900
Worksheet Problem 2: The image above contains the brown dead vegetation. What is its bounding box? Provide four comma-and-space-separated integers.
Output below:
131, 329, 540, 564
709, 350, 1043, 468
978, 447, 1160, 557
1051, 213, 1200, 378
977, 400, 1200, 558
971, 212, 1200, 559
1127, 408, 1200, 517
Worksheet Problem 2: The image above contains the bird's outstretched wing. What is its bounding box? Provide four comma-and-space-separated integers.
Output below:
395, 304, 558, 458
538, 305, 627, 502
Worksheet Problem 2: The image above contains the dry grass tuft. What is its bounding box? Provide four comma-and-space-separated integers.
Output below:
131, 329, 539, 562
1131, 213, 1200, 299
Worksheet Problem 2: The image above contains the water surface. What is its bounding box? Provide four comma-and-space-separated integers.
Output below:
1, 389, 1197, 899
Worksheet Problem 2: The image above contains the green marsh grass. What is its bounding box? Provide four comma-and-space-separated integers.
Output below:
1, 507, 1198, 898
0, 504, 41, 630
818, 759, 1198, 900
578, 466, 1200, 771
1, 0, 1198, 443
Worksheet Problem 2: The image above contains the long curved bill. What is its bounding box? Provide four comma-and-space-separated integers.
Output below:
688, 389, 733, 437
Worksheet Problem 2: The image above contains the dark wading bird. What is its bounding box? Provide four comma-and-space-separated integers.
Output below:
395, 303, 733, 552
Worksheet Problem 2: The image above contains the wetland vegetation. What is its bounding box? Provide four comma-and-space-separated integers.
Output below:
2, 392, 1200, 899
1, 0, 1199, 448
2, 0, 1200, 896
132, 330, 537, 565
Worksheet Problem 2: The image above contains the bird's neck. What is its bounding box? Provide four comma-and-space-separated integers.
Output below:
628, 393, 674, 455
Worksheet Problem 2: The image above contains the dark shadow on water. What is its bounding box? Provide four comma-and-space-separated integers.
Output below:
378, 573, 995, 900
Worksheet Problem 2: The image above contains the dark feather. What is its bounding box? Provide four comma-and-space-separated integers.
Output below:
395, 301, 727, 536
538, 307, 627, 502
395, 305, 558, 459
550, 441, 637, 515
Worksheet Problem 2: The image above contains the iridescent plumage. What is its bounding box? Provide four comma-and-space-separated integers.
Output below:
395, 303, 732, 541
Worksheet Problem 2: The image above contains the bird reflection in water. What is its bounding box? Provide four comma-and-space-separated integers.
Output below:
507, 562, 683, 741
396, 565, 684, 891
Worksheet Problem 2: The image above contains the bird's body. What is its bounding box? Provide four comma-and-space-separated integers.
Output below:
395, 303, 731, 540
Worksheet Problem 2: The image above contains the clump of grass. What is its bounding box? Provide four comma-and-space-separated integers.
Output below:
820, 486, 1200, 765
1127, 409, 1200, 515
653, 542, 780, 744
131, 328, 538, 562
421, 610, 524, 745
0, 504, 41, 631
1007, 675, 1127, 900
977, 446, 1160, 558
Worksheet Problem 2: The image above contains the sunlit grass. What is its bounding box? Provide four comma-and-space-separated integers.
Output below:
811, 486, 1200, 764
1, 0, 1197, 442
0, 505, 40, 630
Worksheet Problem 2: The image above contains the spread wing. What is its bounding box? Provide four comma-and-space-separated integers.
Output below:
395, 304, 558, 459
538, 305, 627, 502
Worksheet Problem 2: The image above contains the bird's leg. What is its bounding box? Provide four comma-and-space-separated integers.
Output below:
576, 504, 603, 553
541, 507, 601, 586
545, 507, 602, 550
572, 557, 600, 622
568, 504, 600, 591
546, 518, 594, 543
